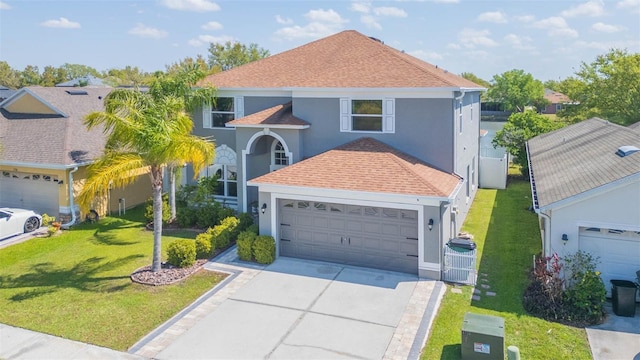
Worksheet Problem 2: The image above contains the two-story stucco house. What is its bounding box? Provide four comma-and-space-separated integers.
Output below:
192, 30, 484, 279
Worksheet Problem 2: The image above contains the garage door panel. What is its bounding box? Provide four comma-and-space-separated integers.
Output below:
279, 199, 419, 274
0, 176, 59, 216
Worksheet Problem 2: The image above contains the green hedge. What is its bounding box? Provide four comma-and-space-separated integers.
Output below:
253, 235, 275, 264
167, 239, 196, 268
195, 235, 212, 259
236, 230, 257, 261
210, 216, 240, 249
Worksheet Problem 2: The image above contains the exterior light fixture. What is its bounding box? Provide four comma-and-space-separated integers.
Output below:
261, 203, 267, 214
561, 234, 569, 242
428, 218, 434, 231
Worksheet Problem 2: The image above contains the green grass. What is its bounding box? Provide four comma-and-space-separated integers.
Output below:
421, 169, 591, 359
0, 207, 225, 351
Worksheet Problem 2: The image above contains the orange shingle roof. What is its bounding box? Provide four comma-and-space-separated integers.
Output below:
249, 137, 461, 198
226, 102, 309, 127
200, 30, 483, 89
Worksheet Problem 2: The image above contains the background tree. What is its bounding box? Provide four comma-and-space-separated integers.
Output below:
103, 66, 151, 87
166, 55, 211, 75
460, 72, 491, 88
0, 61, 21, 88
559, 49, 640, 126
487, 69, 546, 112
59, 63, 101, 80
77, 78, 215, 272
493, 111, 564, 177
543, 79, 561, 91
20, 65, 41, 86
208, 41, 270, 72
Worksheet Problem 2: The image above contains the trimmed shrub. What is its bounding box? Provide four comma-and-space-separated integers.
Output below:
563, 251, 606, 324
176, 207, 197, 228
41, 213, 56, 227
211, 216, 240, 249
236, 230, 257, 261
195, 235, 213, 259
246, 224, 259, 235
237, 212, 254, 232
195, 203, 221, 229
167, 239, 196, 268
253, 235, 275, 264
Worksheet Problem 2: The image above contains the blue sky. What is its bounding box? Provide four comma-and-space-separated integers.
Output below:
1, 0, 638, 82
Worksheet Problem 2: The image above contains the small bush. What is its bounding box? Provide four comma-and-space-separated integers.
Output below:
195, 203, 221, 229
237, 230, 257, 261
41, 213, 56, 227
195, 235, 213, 259
176, 207, 197, 228
563, 251, 606, 324
211, 216, 240, 249
166, 239, 196, 268
237, 212, 254, 232
253, 235, 275, 264
246, 224, 259, 235
523, 254, 566, 321
144, 193, 171, 224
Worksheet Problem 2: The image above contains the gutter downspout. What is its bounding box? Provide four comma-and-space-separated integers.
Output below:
61, 166, 78, 229
526, 142, 550, 258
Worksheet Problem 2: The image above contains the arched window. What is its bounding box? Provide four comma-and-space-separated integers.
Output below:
270, 140, 289, 172
200, 145, 237, 200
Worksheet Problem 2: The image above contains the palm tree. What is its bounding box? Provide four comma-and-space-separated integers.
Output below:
78, 84, 215, 272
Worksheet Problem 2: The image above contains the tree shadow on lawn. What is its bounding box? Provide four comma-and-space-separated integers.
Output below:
469, 176, 540, 315
0, 254, 143, 301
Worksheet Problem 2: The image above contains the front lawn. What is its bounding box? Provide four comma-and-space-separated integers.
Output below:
421, 171, 591, 359
0, 207, 225, 351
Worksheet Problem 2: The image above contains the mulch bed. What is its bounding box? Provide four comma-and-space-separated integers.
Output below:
130, 259, 210, 286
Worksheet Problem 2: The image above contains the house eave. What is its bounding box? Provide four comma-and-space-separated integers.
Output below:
225, 123, 310, 130
0, 160, 93, 171
247, 181, 453, 207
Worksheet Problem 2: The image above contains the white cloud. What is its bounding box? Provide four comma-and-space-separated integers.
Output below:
201, 21, 222, 30
408, 49, 443, 61
561, 0, 605, 17
275, 15, 293, 25
40, 17, 81, 28
351, 2, 370, 13
0, 1, 11, 10
591, 22, 623, 33
477, 11, 507, 23
432, 0, 459, 3
532, 16, 579, 38
361, 15, 381, 29
457, 28, 499, 48
128, 23, 168, 38
373, 7, 407, 17
515, 14, 535, 23
274, 9, 348, 40
617, 0, 640, 9
574, 38, 640, 50
188, 34, 234, 47
503, 34, 535, 50
162, 0, 220, 12
446, 43, 461, 50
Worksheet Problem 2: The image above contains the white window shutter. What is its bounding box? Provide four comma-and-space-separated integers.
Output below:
383, 98, 395, 133
234, 96, 244, 119
202, 103, 212, 129
340, 98, 351, 132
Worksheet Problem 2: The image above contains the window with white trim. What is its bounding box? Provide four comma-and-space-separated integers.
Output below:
458, 99, 463, 134
203, 96, 244, 129
273, 141, 288, 166
200, 145, 237, 199
340, 98, 395, 133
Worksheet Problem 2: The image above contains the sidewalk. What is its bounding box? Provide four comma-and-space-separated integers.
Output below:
0, 323, 142, 360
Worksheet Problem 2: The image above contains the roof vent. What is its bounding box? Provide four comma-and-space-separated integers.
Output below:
616, 145, 640, 157
65, 90, 88, 95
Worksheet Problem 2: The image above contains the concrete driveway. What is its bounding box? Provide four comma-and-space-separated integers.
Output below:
131, 251, 444, 359
587, 302, 640, 360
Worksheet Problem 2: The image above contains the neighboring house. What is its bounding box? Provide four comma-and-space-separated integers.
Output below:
0, 86, 17, 102
0, 86, 151, 224
55, 75, 108, 88
541, 88, 571, 114
527, 118, 640, 296
193, 30, 485, 278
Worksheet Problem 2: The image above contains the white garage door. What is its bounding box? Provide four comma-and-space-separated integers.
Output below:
0, 172, 60, 217
279, 199, 419, 274
579, 227, 640, 298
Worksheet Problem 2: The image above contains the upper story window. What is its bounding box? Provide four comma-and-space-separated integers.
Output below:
340, 98, 395, 133
270, 140, 289, 172
458, 99, 463, 134
203, 96, 244, 129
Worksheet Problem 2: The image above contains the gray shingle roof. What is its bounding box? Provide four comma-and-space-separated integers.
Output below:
0, 86, 112, 167
527, 117, 640, 209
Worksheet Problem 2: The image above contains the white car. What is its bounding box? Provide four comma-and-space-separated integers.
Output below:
0, 208, 42, 240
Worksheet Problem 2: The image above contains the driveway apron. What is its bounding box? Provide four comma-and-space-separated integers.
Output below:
134, 252, 442, 360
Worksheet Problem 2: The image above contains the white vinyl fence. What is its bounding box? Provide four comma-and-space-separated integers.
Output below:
442, 245, 477, 285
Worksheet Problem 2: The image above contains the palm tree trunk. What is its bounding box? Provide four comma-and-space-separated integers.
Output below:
151, 166, 164, 272
169, 166, 177, 221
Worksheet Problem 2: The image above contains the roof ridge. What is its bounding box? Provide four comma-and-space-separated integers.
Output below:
384, 148, 450, 194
